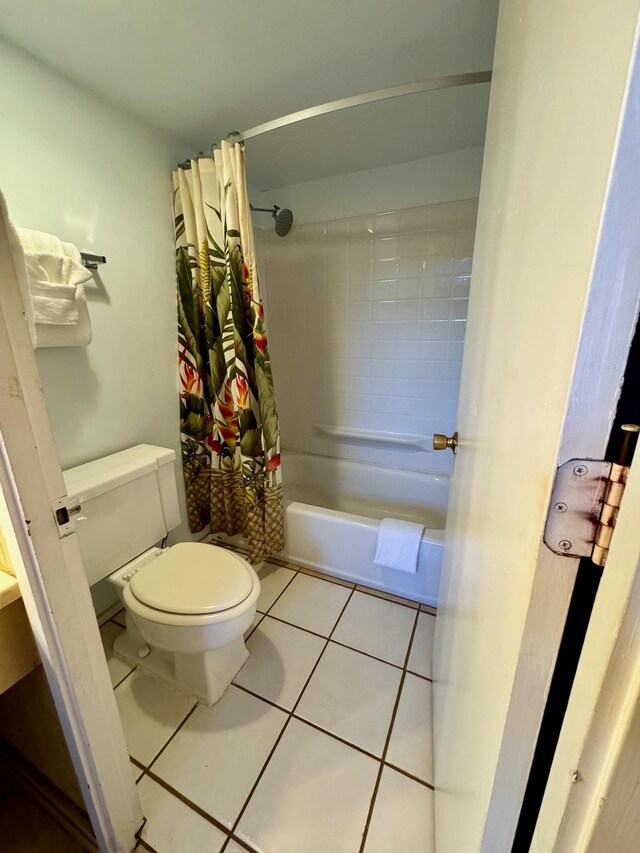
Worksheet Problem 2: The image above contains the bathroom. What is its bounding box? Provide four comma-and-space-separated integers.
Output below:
1, 2, 640, 852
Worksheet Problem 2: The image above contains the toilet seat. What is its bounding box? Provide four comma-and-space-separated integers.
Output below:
128, 542, 255, 616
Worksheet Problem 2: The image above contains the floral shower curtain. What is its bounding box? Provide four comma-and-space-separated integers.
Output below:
173, 141, 284, 564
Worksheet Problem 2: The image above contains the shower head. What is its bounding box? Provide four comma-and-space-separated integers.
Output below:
250, 203, 294, 237
273, 206, 294, 237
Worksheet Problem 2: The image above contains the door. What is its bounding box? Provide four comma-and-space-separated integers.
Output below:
432, 2, 640, 852
0, 198, 143, 851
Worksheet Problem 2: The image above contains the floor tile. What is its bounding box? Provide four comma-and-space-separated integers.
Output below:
407, 612, 436, 679
386, 674, 433, 784
332, 592, 416, 666
100, 621, 135, 687
364, 766, 435, 853
114, 670, 195, 765
269, 573, 351, 636
151, 685, 287, 829
237, 718, 379, 853
234, 617, 325, 709
256, 562, 297, 612
296, 642, 401, 756
137, 775, 227, 853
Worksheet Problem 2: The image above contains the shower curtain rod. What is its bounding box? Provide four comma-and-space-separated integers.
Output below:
231, 70, 492, 143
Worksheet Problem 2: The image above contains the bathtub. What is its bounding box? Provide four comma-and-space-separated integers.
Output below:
277, 452, 448, 606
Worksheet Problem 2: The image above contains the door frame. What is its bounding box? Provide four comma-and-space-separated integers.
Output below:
0, 197, 142, 852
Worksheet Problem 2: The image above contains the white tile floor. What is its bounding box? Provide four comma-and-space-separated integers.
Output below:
101, 552, 436, 853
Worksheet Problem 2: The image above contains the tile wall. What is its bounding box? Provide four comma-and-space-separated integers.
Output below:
256, 199, 477, 475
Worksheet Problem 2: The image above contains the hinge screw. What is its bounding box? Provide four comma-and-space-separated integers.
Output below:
573, 465, 588, 476
554, 502, 568, 513
570, 768, 580, 783
558, 539, 572, 551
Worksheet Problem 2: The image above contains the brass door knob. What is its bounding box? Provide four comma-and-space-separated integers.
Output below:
433, 431, 458, 454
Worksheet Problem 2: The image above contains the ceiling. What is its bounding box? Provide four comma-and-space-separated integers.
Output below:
0, 0, 499, 189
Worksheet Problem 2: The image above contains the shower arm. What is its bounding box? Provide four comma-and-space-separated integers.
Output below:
250, 204, 280, 214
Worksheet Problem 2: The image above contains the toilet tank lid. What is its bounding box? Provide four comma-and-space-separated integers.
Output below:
63, 444, 176, 501
129, 543, 254, 615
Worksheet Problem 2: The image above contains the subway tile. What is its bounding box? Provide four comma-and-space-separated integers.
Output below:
420, 320, 450, 340
395, 321, 422, 340
372, 301, 397, 321
395, 341, 421, 359
399, 207, 429, 231
420, 341, 449, 360
397, 279, 422, 299
453, 275, 471, 297
427, 202, 458, 230
349, 301, 372, 321
396, 300, 422, 321
371, 341, 395, 360
398, 232, 427, 258
426, 254, 454, 276
451, 299, 469, 320
454, 228, 476, 258
373, 280, 398, 301
374, 211, 402, 235
349, 215, 375, 238
371, 359, 395, 378
457, 198, 479, 225
449, 320, 467, 341
453, 257, 473, 275
374, 259, 400, 280
422, 276, 453, 298
327, 279, 348, 300
374, 237, 399, 261
348, 359, 372, 377
395, 360, 428, 380
349, 280, 373, 300
446, 341, 465, 360
349, 257, 374, 282
398, 257, 427, 279
422, 298, 452, 321
371, 321, 398, 341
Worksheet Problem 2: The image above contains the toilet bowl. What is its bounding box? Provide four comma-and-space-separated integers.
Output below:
111, 541, 260, 705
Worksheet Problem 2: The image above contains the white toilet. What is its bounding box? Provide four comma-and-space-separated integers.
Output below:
63, 444, 260, 705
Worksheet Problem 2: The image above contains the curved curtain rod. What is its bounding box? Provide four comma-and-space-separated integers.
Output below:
231, 70, 492, 142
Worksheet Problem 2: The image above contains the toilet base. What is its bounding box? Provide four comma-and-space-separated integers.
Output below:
113, 627, 249, 706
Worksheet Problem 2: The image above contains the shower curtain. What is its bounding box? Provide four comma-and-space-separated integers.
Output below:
173, 141, 284, 564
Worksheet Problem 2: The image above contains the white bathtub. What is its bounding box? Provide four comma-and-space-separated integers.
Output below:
277, 452, 448, 606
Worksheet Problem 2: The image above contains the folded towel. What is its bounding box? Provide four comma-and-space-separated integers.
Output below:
374, 517, 425, 574
15, 227, 93, 347
1, 193, 36, 346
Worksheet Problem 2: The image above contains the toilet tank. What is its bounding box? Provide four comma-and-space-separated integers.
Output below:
63, 445, 182, 587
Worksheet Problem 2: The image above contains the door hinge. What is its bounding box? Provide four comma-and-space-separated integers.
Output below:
544, 458, 630, 566
52, 496, 82, 538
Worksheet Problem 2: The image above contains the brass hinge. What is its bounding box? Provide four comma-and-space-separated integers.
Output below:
591, 462, 629, 566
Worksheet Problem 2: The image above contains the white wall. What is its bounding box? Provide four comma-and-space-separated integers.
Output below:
0, 38, 190, 613
255, 147, 483, 225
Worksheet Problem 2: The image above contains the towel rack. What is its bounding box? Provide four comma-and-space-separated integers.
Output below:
80, 252, 106, 269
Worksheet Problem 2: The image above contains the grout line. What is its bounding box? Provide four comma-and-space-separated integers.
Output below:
142, 767, 231, 836
358, 606, 422, 853
291, 714, 381, 762
112, 666, 137, 691
232, 682, 290, 714
222, 587, 357, 851
384, 761, 434, 790
146, 703, 199, 772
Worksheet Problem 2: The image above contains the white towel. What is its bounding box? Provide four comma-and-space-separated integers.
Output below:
16, 227, 93, 347
374, 517, 425, 574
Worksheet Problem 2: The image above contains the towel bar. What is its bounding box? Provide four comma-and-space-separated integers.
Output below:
80, 252, 106, 269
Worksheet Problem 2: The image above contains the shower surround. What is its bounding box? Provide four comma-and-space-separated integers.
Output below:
253, 199, 477, 603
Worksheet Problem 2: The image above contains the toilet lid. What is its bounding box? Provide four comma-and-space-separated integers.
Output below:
128, 543, 254, 615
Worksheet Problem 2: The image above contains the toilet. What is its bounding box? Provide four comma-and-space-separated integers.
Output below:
63, 444, 260, 705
